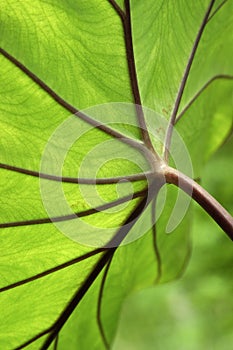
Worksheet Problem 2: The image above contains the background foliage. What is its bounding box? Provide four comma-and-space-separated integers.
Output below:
113, 136, 233, 350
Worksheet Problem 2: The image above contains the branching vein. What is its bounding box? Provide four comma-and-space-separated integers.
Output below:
175, 74, 233, 123
40, 189, 153, 349
15, 328, 52, 350
207, 0, 228, 22
0, 48, 143, 151
0, 189, 147, 229
107, 0, 125, 20
163, 0, 216, 162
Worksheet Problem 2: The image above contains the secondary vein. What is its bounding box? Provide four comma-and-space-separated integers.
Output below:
107, 0, 125, 20
175, 74, 233, 123
97, 257, 113, 350
151, 198, 162, 284
0, 189, 147, 229
123, 0, 158, 155
0, 162, 149, 184
0, 47, 143, 151
0, 249, 105, 293
163, 0, 216, 162
207, 0, 228, 22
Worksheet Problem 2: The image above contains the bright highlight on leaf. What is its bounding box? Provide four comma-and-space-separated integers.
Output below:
0, 0, 232, 349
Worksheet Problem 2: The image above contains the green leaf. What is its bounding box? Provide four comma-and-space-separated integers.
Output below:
176, 78, 233, 177
0, 1, 232, 349
131, 0, 208, 113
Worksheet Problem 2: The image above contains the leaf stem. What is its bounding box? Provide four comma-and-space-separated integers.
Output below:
163, 0, 216, 162
164, 166, 233, 240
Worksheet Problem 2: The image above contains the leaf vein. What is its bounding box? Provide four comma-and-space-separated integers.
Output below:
175, 74, 233, 123
0, 162, 149, 184
163, 0, 216, 162
0, 189, 147, 229
0, 249, 105, 293
0, 48, 143, 151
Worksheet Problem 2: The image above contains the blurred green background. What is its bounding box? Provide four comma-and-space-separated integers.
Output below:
113, 136, 233, 350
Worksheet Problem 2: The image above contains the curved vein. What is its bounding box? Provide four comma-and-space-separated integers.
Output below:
151, 198, 162, 284
122, 1, 157, 155
13, 181, 158, 350
14, 191, 148, 349
0, 162, 150, 184
40, 183, 155, 349
0, 189, 147, 229
175, 74, 233, 124
163, 0, 216, 162
97, 258, 113, 350
0, 47, 143, 151
165, 166, 233, 240
107, 0, 125, 20
40, 250, 114, 350
0, 248, 105, 293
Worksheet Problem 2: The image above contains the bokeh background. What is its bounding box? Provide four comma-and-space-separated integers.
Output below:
113, 135, 233, 350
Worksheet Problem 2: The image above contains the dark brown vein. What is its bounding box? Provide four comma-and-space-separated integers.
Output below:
0, 162, 149, 184
0, 189, 147, 229
108, 0, 125, 20
40, 185, 155, 349
0, 248, 105, 293
163, 0, 216, 162
175, 74, 233, 123
53, 335, 59, 350
122, 0, 157, 155
207, 0, 228, 22
40, 251, 114, 350
97, 258, 113, 350
15, 327, 52, 350
151, 198, 162, 284
0, 47, 143, 151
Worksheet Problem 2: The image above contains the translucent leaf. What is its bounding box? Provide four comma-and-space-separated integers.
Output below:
0, 1, 232, 349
